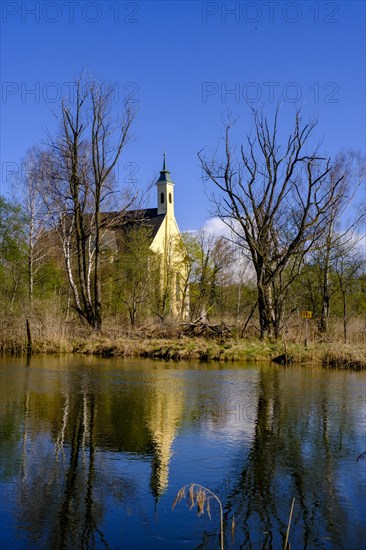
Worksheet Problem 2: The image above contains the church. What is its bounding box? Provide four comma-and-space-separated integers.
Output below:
142, 155, 188, 318
102, 155, 189, 319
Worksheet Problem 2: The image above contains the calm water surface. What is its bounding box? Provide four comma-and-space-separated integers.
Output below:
0, 356, 365, 549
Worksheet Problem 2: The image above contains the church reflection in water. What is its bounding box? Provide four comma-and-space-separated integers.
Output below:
0, 357, 189, 548
0, 356, 365, 549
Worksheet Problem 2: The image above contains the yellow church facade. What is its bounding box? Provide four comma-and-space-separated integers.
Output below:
102, 156, 189, 319
148, 155, 188, 318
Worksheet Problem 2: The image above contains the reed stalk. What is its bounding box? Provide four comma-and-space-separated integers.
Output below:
284, 497, 295, 550
172, 483, 224, 550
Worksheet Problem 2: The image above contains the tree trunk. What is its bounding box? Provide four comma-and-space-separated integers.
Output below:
319, 225, 333, 335
93, 209, 102, 333
319, 291, 330, 335
342, 290, 347, 343
273, 302, 283, 340
28, 218, 34, 308
26, 319, 32, 356
257, 283, 276, 339
10, 273, 20, 312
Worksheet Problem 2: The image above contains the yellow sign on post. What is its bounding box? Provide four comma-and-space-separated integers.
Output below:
301, 311, 313, 319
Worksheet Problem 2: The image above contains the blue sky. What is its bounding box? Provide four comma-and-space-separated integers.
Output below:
1, 0, 365, 231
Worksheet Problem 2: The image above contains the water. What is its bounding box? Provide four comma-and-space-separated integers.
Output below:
0, 356, 365, 549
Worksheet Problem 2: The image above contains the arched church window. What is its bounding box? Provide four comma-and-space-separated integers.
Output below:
161, 192, 164, 204
169, 192, 172, 204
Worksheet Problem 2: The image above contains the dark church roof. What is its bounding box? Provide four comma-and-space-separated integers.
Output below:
101, 208, 165, 244
99, 155, 173, 249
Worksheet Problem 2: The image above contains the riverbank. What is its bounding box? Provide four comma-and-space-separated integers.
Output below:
1, 332, 365, 369
73, 338, 366, 369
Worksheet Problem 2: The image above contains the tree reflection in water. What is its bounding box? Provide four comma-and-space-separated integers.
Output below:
214, 367, 365, 549
18, 381, 109, 548
2, 357, 185, 548
0, 357, 364, 549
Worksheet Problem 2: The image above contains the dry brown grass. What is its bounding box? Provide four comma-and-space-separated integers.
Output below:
1, 314, 365, 368
0, 306, 73, 354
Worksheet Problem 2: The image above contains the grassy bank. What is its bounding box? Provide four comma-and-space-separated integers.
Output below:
73, 337, 366, 369
1, 328, 365, 369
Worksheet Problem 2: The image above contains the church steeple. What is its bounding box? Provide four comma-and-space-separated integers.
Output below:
156, 154, 175, 216
158, 153, 173, 183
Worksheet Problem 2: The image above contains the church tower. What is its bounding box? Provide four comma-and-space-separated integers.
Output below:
156, 153, 175, 217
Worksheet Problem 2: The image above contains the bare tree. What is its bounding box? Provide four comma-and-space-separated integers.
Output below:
199, 109, 345, 339
180, 230, 234, 321
307, 151, 365, 335
39, 78, 137, 332
113, 225, 153, 326
20, 148, 49, 307
0, 195, 27, 311
151, 236, 176, 322
334, 238, 364, 343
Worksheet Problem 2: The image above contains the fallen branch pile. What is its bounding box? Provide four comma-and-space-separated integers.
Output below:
180, 321, 232, 339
